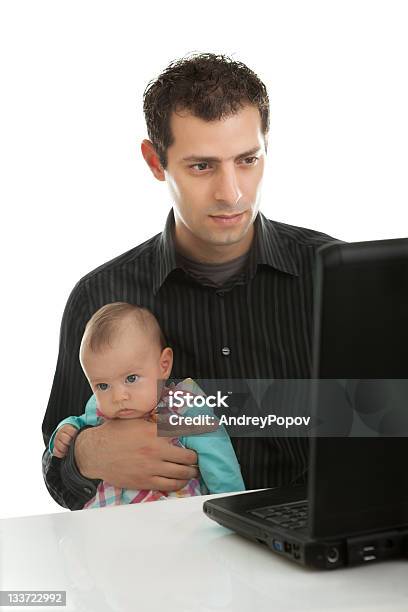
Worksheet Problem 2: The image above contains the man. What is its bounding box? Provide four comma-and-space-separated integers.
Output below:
42, 53, 335, 510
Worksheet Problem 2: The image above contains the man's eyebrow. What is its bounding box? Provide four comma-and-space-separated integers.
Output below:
181, 146, 262, 163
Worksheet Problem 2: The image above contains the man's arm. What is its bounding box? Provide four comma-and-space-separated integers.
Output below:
42, 281, 93, 448
42, 281, 99, 509
73, 417, 200, 490
42, 426, 101, 510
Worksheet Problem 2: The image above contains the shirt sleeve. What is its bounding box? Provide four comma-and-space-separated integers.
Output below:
166, 378, 245, 493
180, 407, 245, 494
42, 426, 101, 510
174, 379, 245, 494
42, 281, 99, 509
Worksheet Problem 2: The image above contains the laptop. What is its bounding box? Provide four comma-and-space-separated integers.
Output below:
203, 237, 408, 569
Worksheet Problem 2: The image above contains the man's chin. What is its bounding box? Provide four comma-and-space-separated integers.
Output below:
205, 226, 252, 247
206, 236, 246, 248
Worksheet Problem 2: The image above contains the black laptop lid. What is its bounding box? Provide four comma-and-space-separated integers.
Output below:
309, 238, 408, 538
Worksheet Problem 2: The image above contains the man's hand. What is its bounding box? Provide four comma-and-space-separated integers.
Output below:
74, 418, 202, 492
53, 425, 79, 458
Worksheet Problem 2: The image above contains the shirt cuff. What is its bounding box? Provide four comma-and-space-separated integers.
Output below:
61, 425, 101, 503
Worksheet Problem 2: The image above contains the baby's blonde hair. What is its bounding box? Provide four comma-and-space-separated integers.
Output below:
81, 302, 167, 354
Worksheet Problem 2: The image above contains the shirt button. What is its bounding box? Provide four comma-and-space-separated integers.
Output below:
221, 347, 231, 356
217, 291, 225, 297
84, 487, 93, 495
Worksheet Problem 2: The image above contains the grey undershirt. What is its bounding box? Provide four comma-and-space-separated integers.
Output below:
175, 250, 250, 288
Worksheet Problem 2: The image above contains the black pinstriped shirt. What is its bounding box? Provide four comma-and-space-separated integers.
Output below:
42, 209, 336, 509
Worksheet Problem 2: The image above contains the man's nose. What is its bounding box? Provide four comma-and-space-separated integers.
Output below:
213, 165, 243, 206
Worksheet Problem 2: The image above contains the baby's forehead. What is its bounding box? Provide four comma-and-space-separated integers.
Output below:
116, 315, 160, 345
81, 337, 159, 381
83, 320, 158, 356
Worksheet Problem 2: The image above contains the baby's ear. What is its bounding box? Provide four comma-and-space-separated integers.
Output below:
160, 347, 174, 378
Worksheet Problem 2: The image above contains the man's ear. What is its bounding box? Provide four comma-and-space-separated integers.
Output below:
141, 139, 165, 181
159, 347, 174, 379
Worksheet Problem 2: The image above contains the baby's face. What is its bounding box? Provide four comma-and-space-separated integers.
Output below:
81, 323, 172, 420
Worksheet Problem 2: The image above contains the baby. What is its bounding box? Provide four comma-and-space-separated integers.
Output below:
50, 302, 245, 508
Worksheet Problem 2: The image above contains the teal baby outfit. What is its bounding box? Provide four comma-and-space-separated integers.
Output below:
49, 378, 245, 506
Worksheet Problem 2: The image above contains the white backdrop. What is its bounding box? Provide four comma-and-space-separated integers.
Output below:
0, 0, 406, 519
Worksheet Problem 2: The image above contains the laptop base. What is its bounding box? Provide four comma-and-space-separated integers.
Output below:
203, 488, 408, 569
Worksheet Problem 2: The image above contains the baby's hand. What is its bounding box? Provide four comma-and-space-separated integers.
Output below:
53, 425, 79, 458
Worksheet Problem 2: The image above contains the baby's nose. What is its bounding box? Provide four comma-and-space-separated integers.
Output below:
113, 385, 130, 402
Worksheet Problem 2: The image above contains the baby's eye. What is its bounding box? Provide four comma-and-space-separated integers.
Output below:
97, 383, 109, 391
126, 374, 139, 384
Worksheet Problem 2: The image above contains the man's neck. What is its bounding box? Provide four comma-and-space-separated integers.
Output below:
174, 223, 254, 265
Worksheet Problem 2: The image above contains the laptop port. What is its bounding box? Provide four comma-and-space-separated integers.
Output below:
272, 539, 284, 552
363, 545, 375, 553
362, 544, 377, 562
326, 547, 340, 564
284, 542, 292, 553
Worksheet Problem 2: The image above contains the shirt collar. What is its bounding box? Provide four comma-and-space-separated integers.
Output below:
248, 211, 299, 278
153, 209, 179, 295
153, 209, 298, 294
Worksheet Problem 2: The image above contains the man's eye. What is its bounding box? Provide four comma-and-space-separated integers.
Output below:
97, 383, 109, 391
241, 156, 258, 165
126, 374, 139, 384
191, 162, 210, 172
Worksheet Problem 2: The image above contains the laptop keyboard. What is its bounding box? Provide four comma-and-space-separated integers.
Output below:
248, 501, 308, 530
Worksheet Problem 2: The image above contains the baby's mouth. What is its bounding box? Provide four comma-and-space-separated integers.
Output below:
117, 408, 137, 417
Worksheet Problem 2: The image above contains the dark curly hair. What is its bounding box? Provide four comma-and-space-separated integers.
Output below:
143, 52, 269, 169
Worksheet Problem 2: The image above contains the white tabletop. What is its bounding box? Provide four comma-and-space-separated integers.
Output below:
1, 492, 408, 612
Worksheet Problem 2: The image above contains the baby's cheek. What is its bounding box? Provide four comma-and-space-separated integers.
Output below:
95, 406, 105, 418
96, 398, 113, 419
95, 399, 105, 418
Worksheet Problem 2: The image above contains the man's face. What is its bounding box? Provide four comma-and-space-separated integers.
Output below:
164, 104, 267, 256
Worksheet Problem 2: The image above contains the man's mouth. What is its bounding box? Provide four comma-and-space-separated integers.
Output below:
209, 212, 245, 225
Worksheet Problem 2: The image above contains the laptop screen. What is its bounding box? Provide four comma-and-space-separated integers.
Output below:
309, 238, 408, 538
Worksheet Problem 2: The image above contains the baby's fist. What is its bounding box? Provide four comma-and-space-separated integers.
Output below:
53, 425, 79, 458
